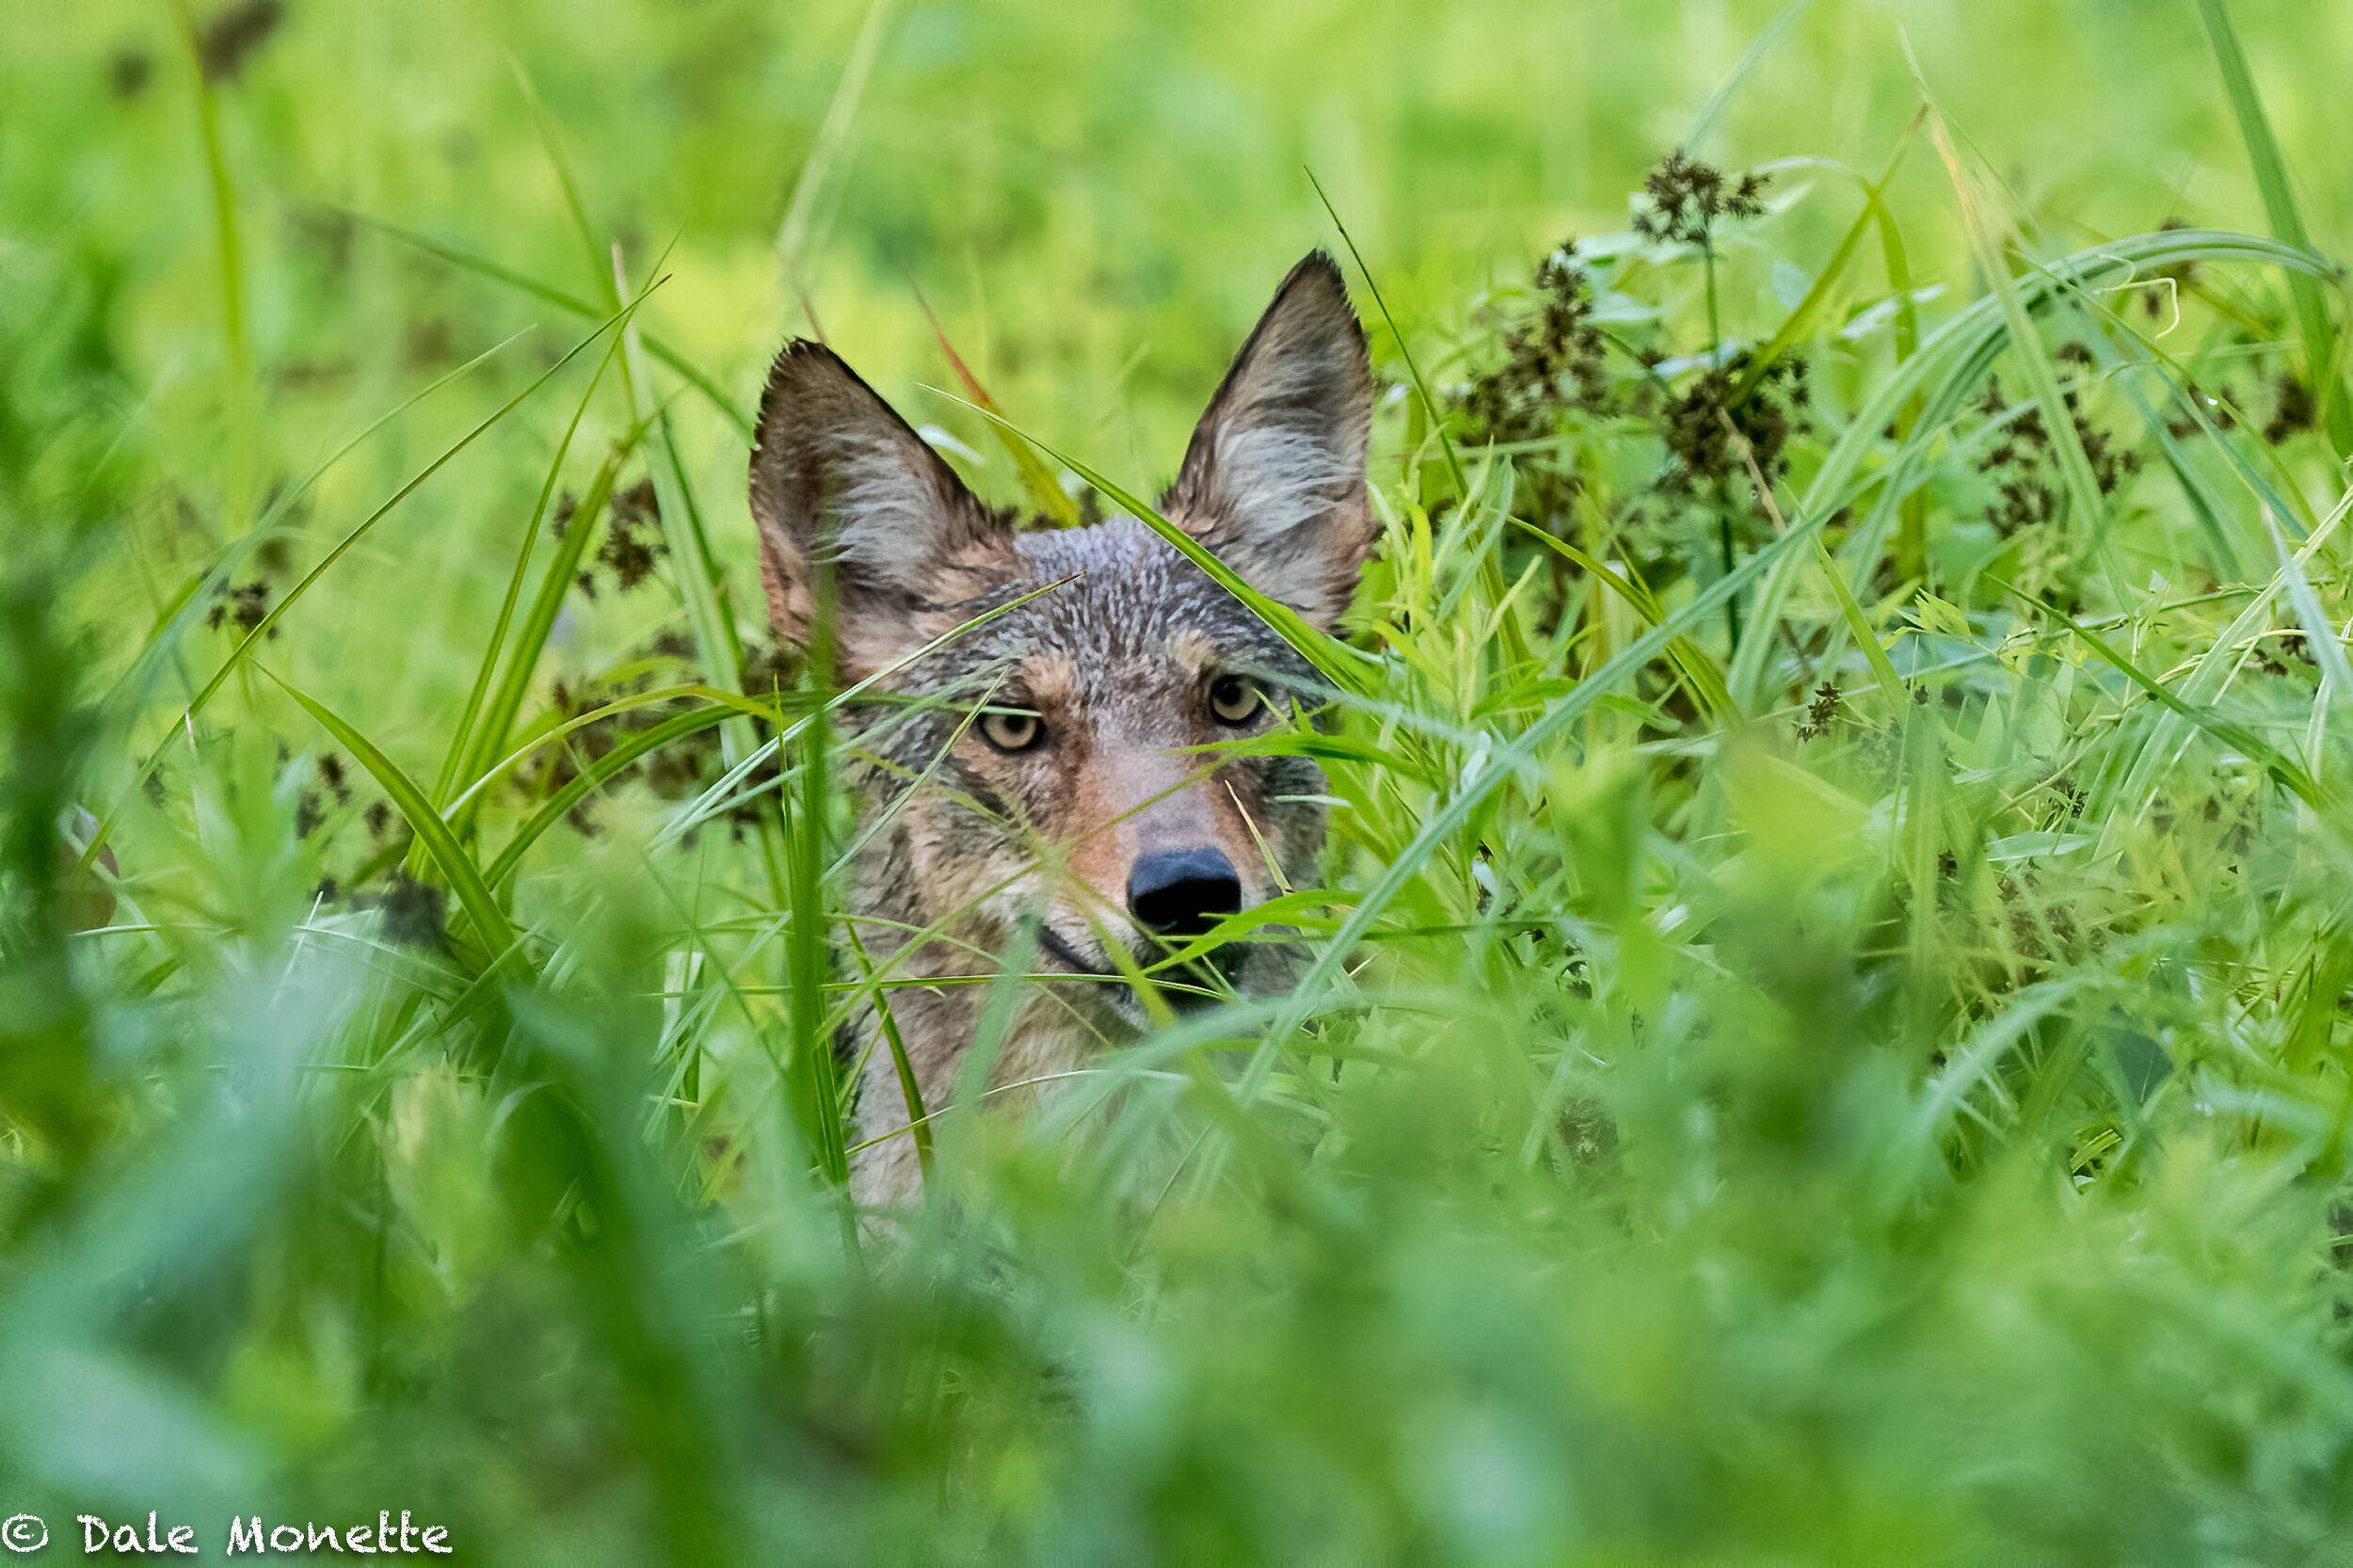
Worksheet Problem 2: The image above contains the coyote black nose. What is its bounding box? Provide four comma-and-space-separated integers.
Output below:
1128, 848, 1241, 938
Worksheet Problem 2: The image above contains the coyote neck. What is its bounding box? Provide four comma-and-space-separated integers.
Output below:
842, 831, 1119, 1209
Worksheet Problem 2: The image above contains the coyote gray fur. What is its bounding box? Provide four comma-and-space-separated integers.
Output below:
747, 252, 1373, 1208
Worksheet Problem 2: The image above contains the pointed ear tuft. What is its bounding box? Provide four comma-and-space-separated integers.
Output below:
748, 341, 1018, 680
1160, 251, 1375, 628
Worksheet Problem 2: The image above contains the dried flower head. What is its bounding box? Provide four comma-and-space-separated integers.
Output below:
1632, 151, 1769, 249
1972, 363, 2141, 539
599, 478, 667, 592
2263, 373, 2317, 445
379, 872, 447, 950
1797, 681, 1841, 741
199, 0, 283, 84
205, 581, 274, 636
1455, 241, 1613, 449
1658, 351, 1811, 503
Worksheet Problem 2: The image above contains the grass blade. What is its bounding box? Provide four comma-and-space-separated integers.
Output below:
1686, 0, 1819, 154
1927, 113, 2109, 551
184, 301, 646, 730
1726, 226, 2330, 707
1510, 520, 1737, 721
430, 331, 625, 809
2265, 506, 2353, 704
108, 328, 531, 734
846, 925, 932, 1182
1304, 169, 1545, 677
2197, 0, 2350, 456
912, 284, 1080, 525
1993, 578, 2335, 812
80, 296, 651, 877
787, 584, 849, 1189
165, 0, 247, 379
478, 707, 737, 889
446, 684, 776, 821
511, 57, 622, 314
1810, 536, 1906, 705
776, 0, 901, 312
1875, 157, 1931, 582
353, 212, 753, 439
614, 254, 758, 766
1249, 483, 1843, 1099
260, 665, 517, 953
1305, 167, 1465, 504
452, 419, 650, 838
1729, 108, 1923, 408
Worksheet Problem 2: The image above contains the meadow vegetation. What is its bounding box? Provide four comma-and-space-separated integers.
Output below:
8, 0, 2353, 1559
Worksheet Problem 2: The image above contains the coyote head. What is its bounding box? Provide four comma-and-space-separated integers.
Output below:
747, 253, 1372, 1028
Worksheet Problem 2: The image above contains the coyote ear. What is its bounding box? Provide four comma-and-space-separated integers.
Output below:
748, 342, 1018, 680
1161, 251, 1375, 629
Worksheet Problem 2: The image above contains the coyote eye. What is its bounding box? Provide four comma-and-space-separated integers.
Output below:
1208, 674, 1264, 727
979, 709, 1043, 752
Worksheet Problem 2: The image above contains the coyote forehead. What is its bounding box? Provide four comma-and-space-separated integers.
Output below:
747, 252, 1374, 1208
901, 517, 1311, 707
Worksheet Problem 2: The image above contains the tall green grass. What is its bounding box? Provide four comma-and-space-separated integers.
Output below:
7, 1, 2353, 1560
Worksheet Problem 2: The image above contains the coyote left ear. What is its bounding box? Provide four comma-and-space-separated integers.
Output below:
1161, 251, 1375, 629
748, 340, 1019, 682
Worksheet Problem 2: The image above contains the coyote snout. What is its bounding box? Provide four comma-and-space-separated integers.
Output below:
747, 252, 1374, 1207
1128, 847, 1241, 940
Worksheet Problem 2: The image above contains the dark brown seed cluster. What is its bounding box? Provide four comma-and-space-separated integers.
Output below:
1996, 867, 2080, 963
1796, 681, 1841, 742
598, 478, 666, 592
1971, 359, 2139, 539
294, 752, 357, 840
1657, 352, 1811, 503
2163, 382, 2237, 440
1455, 243, 1611, 449
2262, 373, 2317, 446
528, 639, 776, 842
2250, 630, 2318, 677
109, 48, 152, 99
1631, 151, 1769, 249
552, 477, 669, 600
199, 0, 284, 84
1450, 151, 1796, 664
293, 750, 403, 849
377, 872, 447, 950
206, 581, 275, 636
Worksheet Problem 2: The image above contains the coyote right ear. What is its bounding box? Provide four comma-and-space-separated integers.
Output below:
748, 342, 1019, 681
1161, 252, 1375, 629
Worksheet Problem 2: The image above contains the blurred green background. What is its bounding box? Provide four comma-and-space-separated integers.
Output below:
10, 1, 2353, 1561
10, 0, 2345, 746
10, 0, 2345, 732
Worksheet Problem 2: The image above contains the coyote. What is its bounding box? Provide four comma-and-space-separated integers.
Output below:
747, 252, 1373, 1207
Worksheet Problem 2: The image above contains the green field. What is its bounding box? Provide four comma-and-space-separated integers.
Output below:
8, 1, 2353, 1560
